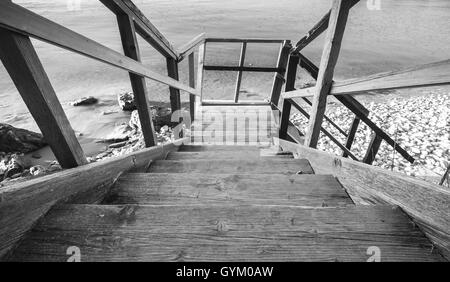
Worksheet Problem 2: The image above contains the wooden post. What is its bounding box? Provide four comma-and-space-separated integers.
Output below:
270, 40, 291, 109
304, 0, 351, 148
342, 116, 360, 158
166, 57, 181, 113
197, 43, 206, 102
234, 42, 247, 103
0, 29, 87, 168
363, 134, 382, 164
279, 55, 299, 139
279, 99, 292, 140
116, 13, 157, 147
188, 52, 196, 122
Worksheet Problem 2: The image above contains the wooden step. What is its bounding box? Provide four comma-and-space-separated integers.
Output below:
147, 159, 314, 174
104, 173, 352, 207
179, 145, 263, 152
6, 204, 443, 262
166, 151, 293, 160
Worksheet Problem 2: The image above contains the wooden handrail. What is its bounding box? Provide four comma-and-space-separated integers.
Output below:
177, 33, 207, 62
291, 0, 360, 54
0, 2, 197, 96
283, 59, 450, 98
100, 0, 178, 60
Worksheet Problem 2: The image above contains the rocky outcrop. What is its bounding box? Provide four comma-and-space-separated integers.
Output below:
70, 96, 98, 106
118, 92, 137, 111
129, 107, 174, 132
0, 123, 47, 154
0, 153, 27, 180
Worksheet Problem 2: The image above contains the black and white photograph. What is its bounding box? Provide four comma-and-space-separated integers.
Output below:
0, 0, 448, 267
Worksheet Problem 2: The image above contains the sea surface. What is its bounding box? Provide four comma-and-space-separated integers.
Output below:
2, 0, 450, 142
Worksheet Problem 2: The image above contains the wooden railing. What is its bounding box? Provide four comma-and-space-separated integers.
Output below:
0, 0, 203, 169
278, 0, 450, 165
198, 38, 291, 105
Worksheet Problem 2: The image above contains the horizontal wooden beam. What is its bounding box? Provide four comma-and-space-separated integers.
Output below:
284, 59, 450, 98
177, 33, 206, 62
206, 38, 286, 44
202, 100, 270, 106
291, 0, 360, 54
100, 0, 178, 59
204, 65, 282, 73
0, 2, 198, 96
278, 138, 450, 260
0, 138, 187, 258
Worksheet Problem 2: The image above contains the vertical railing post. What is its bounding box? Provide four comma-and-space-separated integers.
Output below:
196, 42, 206, 103
363, 134, 382, 164
279, 54, 300, 140
166, 57, 181, 113
305, 0, 351, 148
342, 116, 360, 158
188, 52, 196, 122
234, 42, 247, 103
116, 13, 157, 147
270, 40, 291, 109
0, 29, 87, 168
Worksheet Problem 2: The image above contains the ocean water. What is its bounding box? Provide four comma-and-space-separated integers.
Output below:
1, 0, 450, 140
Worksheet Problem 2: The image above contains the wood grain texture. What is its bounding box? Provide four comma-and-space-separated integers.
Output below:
116, 13, 157, 147
0, 2, 196, 95
147, 159, 314, 174
305, 0, 351, 148
343, 116, 361, 158
0, 29, 87, 168
279, 139, 450, 260
104, 173, 352, 207
178, 145, 264, 152
196, 43, 206, 99
6, 204, 443, 262
165, 151, 293, 160
0, 139, 185, 259
166, 57, 181, 113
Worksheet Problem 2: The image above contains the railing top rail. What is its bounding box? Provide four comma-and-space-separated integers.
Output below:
100, 0, 179, 60
177, 33, 206, 62
0, 1, 198, 96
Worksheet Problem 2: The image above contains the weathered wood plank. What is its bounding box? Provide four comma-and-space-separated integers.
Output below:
270, 41, 291, 108
177, 33, 206, 62
287, 59, 450, 98
305, 0, 352, 148
166, 151, 292, 160
279, 139, 450, 260
234, 42, 247, 103
206, 38, 285, 43
204, 66, 280, 72
105, 173, 352, 207
0, 29, 87, 168
116, 13, 157, 147
0, 2, 197, 95
148, 159, 314, 174
0, 139, 186, 259
100, 0, 178, 59
178, 145, 263, 152
7, 204, 443, 262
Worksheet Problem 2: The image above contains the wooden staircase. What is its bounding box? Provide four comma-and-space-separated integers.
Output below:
5, 144, 444, 262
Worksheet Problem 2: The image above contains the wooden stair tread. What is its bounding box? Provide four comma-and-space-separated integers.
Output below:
147, 159, 314, 174
166, 151, 293, 160
104, 173, 352, 207
6, 204, 443, 262
178, 145, 263, 151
